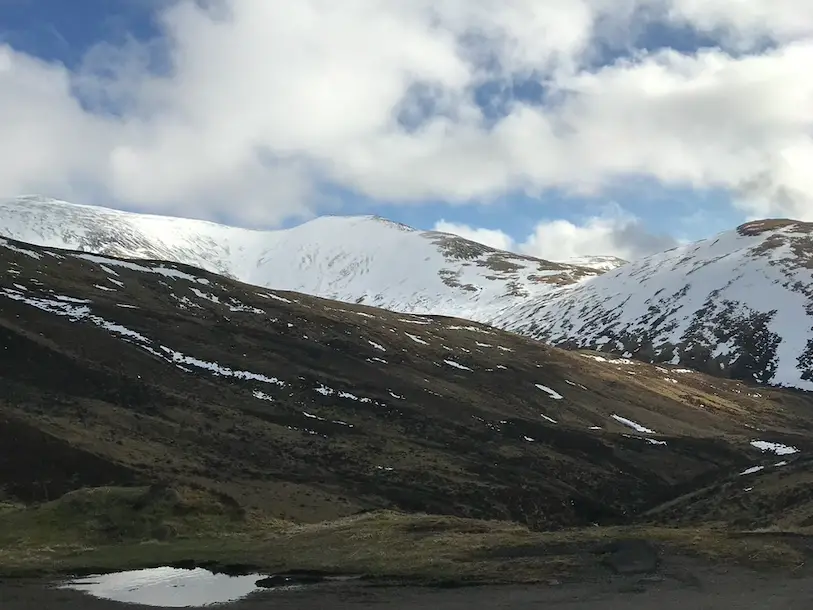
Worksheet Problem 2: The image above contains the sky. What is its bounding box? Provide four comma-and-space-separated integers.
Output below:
0, 0, 811, 262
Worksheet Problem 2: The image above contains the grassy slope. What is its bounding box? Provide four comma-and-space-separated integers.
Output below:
3, 239, 813, 581
0, 486, 807, 583
3, 238, 813, 531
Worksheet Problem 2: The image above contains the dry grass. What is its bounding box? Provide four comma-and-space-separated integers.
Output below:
0, 489, 806, 583
3, 235, 813, 586
5, 233, 813, 533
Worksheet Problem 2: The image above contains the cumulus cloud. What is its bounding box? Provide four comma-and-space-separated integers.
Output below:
0, 0, 812, 223
433, 207, 678, 261
518, 212, 679, 261
665, 0, 813, 45
433, 219, 515, 251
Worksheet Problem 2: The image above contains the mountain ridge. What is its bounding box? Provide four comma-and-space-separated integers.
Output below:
489, 217, 813, 391
4, 196, 813, 391
0, 195, 600, 320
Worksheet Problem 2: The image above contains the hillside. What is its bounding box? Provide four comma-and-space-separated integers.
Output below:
3, 234, 813, 534
0, 196, 599, 320
490, 219, 813, 391
6, 197, 813, 392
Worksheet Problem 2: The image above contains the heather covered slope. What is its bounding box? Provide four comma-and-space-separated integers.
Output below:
3, 235, 813, 532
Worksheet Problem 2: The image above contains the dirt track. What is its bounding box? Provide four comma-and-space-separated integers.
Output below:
3, 565, 813, 610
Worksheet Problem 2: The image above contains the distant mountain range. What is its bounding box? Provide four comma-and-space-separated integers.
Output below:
2, 196, 812, 391
0, 195, 604, 321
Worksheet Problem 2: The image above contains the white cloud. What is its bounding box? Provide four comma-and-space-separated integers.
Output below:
665, 0, 813, 45
0, 0, 812, 224
518, 211, 679, 261
433, 220, 515, 251
433, 206, 677, 261
0, 46, 113, 198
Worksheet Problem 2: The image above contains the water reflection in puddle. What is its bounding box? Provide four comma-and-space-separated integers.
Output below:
59, 567, 269, 607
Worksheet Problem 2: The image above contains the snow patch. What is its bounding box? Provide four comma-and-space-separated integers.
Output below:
750, 440, 799, 455
75, 254, 209, 284
258, 292, 292, 303
189, 287, 219, 303
0, 238, 41, 259
535, 384, 563, 400
611, 415, 656, 434
443, 359, 472, 371
405, 333, 429, 345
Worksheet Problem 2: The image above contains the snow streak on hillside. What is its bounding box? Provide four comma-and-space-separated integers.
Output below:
0, 196, 600, 320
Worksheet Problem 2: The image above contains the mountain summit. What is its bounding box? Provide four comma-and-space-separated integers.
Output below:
0, 195, 599, 319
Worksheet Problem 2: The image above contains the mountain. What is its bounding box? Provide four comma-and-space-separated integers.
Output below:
0, 195, 600, 320
5, 197, 813, 392
3, 233, 813, 532
489, 219, 813, 391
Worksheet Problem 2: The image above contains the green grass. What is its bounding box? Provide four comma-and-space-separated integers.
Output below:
0, 486, 806, 584
0, 485, 260, 547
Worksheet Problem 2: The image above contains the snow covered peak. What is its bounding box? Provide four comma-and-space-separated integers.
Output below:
489, 219, 813, 390
0, 195, 604, 318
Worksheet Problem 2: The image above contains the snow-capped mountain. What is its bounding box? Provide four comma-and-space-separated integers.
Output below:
6, 197, 813, 391
0, 196, 600, 318
488, 219, 813, 391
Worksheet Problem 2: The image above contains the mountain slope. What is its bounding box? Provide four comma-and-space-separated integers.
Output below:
5, 197, 813, 391
489, 219, 813, 391
0, 195, 600, 319
4, 234, 813, 530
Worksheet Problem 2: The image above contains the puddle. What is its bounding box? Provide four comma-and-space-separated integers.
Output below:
59, 567, 270, 607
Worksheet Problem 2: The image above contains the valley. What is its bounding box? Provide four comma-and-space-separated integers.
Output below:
3, 210, 813, 607
1, 0, 808, 604
2, 232, 813, 595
